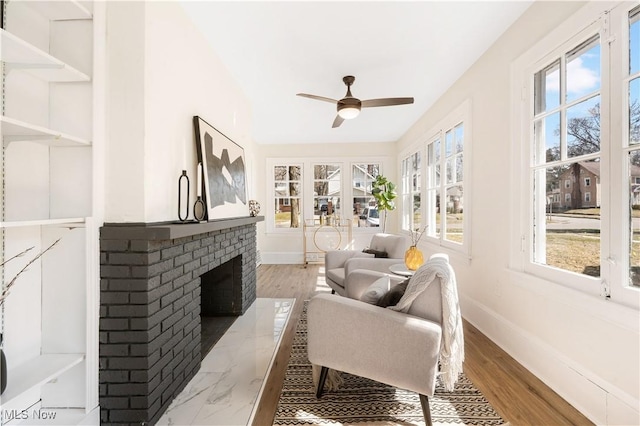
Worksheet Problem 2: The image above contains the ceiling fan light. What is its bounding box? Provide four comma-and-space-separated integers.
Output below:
338, 106, 360, 119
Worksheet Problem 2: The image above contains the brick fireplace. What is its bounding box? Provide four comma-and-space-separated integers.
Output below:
98, 217, 262, 425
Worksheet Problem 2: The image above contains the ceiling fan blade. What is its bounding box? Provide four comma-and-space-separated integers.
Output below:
361, 97, 414, 108
332, 115, 344, 128
297, 93, 338, 104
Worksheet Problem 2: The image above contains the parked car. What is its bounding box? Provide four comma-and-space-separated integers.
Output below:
360, 207, 379, 227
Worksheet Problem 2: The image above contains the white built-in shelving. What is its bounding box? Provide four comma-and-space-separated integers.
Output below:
0, 29, 90, 82
1, 354, 84, 406
0, 0, 99, 423
23, 0, 91, 21
1, 116, 91, 146
0, 217, 86, 229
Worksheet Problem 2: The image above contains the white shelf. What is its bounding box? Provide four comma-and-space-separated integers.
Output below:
1, 116, 91, 146
24, 0, 92, 21
0, 29, 90, 82
0, 218, 86, 229
1, 353, 85, 406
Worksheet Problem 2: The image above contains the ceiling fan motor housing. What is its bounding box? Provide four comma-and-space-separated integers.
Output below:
337, 97, 362, 119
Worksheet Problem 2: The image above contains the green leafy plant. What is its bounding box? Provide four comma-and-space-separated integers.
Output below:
371, 175, 397, 233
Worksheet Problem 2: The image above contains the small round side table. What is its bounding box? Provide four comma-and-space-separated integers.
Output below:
389, 263, 415, 277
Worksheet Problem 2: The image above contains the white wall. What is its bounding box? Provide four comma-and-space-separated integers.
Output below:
397, 1, 639, 424
104, 2, 255, 223
255, 142, 398, 263
104, 2, 146, 222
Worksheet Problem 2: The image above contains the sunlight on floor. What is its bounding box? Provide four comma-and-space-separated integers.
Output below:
315, 265, 332, 293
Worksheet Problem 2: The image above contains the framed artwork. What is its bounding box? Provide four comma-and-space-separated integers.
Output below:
193, 116, 247, 220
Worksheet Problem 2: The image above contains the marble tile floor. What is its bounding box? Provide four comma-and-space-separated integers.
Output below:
157, 298, 295, 426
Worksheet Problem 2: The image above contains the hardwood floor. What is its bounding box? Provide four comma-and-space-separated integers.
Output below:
251, 264, 593, 425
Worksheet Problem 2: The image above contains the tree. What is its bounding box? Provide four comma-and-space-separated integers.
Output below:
550, 100, 640, 208
567, 103, 601, 157
274, 166, 300, 228
289, 166, 300, 228
561, 100, 640, 158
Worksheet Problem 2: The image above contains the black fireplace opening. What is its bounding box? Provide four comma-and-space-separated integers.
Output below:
200, 255, 242, 358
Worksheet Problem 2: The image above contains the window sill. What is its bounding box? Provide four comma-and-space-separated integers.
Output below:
507, 268, 640, 330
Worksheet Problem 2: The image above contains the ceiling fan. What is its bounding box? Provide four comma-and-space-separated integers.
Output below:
297, 75, 414, 128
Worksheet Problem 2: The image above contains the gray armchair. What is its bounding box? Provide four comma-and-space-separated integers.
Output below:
324, 233, 409, 296
308, 255, 456, 426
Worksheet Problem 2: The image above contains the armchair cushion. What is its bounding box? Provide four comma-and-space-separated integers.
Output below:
360, 276, 391, 305
325, 250, 373, 295
369, 233, 408, 259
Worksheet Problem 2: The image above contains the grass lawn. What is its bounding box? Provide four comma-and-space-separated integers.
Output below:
545, 232, 601, 276
563, 207, 640, 218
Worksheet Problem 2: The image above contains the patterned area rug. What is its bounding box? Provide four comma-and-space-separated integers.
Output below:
273, 301, 506, 425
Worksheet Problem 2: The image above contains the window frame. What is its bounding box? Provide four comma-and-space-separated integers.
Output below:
425, 101, 471, 256
399, 100, 472, 257
400, 148, 423, 234
311, 162, 343, 220
266, 157, 388, 235
350, 162, 384, 232
511, 1, 640, 309
267, 160, 304, 233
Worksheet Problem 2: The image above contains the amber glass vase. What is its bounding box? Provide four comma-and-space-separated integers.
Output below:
404, 246, 424, 271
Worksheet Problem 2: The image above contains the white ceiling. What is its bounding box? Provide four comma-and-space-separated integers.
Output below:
180, 1, 533, 145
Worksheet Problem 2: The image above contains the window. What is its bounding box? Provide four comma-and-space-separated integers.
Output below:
531, 30, 602, 279
515, 2, 640, 304
313, 164, 342, 221
627, 6, 640, 287
401, 152, 421, 232
273, 164, 302, 229
268, 158, 389, 234
420, 101, 470, 253
352, 163, 381, 228
427, 123, 465, 245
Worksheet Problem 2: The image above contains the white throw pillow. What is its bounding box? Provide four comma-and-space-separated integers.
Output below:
360, 276, 391, 305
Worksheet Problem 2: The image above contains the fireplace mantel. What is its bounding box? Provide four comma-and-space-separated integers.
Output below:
101, 215, 264, 240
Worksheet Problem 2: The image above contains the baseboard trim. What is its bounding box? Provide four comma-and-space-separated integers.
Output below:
261, 252, 304, 265
461, 294, 639, 425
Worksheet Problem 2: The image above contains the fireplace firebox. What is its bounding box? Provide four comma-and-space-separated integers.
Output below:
201, 255, 242, 316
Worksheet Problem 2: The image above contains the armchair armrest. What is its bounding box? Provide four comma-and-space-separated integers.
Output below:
307, 294, 442, 396
344, 257, 405, 276
325, 250, 373, 271
345, 269, 406, 300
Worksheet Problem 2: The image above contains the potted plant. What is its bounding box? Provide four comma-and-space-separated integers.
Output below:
371, 175, 397, 233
